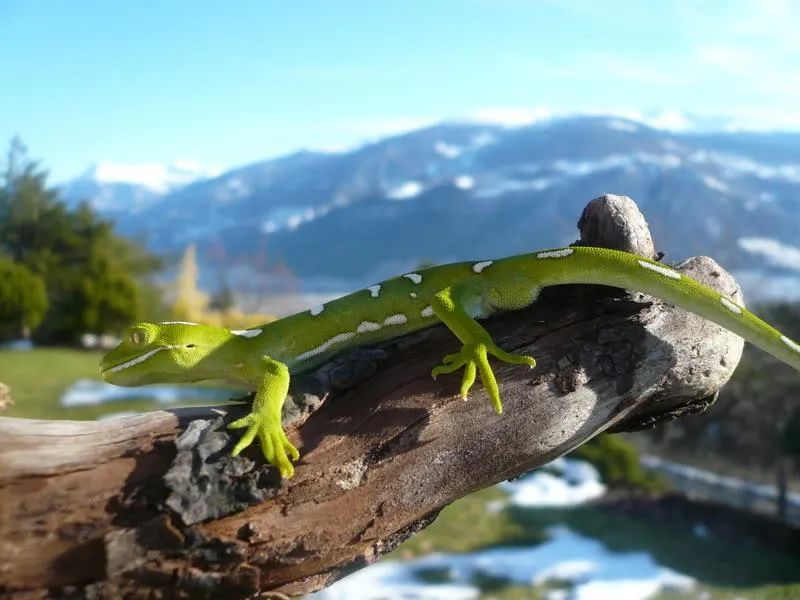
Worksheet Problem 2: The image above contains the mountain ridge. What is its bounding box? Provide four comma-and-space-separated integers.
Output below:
59, 115, 800, 302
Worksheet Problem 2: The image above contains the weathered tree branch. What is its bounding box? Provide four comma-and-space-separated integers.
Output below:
0, 195, 744, 599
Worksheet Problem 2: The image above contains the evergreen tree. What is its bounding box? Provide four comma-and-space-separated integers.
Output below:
0, 138, 162, 342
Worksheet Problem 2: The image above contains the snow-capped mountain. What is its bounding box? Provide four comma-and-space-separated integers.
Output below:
78, 116, 800, 301
60, 160, 220, 213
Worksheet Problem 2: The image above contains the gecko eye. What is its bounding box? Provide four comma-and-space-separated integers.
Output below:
185, 344, 196, 349
129, 327, 149, 345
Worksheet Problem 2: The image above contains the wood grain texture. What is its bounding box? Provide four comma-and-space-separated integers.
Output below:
0, 195, 744, 598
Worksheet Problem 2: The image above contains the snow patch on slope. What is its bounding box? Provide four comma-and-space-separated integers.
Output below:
474, 152, 683, 198
738, 237, 800, 271
606, 119, 639, 132
701, 174, 729, 193
434, 141, 462, 158
387, 181, 424, 200
690, 151, 800, 183
453, 175, 474, 190
83, 160, 220, 194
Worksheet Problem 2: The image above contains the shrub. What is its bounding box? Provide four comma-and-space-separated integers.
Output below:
0, 256, 48, 339
571, 434, 665, 491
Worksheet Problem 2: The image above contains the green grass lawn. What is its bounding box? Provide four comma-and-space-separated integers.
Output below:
0, 348, 237, 420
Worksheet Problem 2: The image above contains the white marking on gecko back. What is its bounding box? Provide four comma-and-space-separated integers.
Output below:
357, 321, 382, 333
296, 332, 356, 362
421, 306, 434, 318
404, 273, 423, 284
309, 304, 324, 316
637, 260, 681, 280
410, 292, 418, 298
367, 284, 381, 298
781, 335, 800, 354
536, 248, 574, 259
472, 260, 493, 273
383, 314, 408, 326
231, 328, 263, 338
297, 313, 411, 363
720, 296, 743, 314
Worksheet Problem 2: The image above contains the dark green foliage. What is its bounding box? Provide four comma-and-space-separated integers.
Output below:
780, 406, 800, 459
571, 433, 665, 490
209, 274, 235, 312
0, 256, 48, 339
0, 138, 161, 342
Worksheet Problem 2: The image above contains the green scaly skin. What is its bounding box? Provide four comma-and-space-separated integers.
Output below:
100, 246, 800, 478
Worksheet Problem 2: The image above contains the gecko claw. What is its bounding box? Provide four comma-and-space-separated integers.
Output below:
431, 342, 537, 413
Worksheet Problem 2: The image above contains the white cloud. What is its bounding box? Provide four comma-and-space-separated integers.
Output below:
434, 141, 462, 158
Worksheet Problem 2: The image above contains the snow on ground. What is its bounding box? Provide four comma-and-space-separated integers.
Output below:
60, 379, 232, 407
0, 339, 34, 350
310, 526, 693, 600
502, 457, 606, 507
311, 458, 693, 599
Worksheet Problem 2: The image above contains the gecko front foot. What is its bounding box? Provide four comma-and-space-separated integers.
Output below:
431, 342, 536, 414
229, 413, 299, 478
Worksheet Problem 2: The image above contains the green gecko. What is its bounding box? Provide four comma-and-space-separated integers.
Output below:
100, 246, 800, 477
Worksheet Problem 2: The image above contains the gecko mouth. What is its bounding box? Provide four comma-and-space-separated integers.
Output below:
101, 346, 172, 375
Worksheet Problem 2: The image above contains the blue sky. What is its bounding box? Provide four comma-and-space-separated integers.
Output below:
1, 0, 799, 181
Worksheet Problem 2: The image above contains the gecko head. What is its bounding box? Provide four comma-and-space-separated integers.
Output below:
100, 321, 228, 386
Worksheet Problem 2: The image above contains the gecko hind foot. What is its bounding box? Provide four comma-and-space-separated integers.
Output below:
431, 342, 536, 414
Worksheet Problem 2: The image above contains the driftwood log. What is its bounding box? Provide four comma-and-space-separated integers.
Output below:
0, 195, 745, 599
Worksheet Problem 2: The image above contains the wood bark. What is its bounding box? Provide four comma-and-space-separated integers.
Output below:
0, 195, 745, 599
